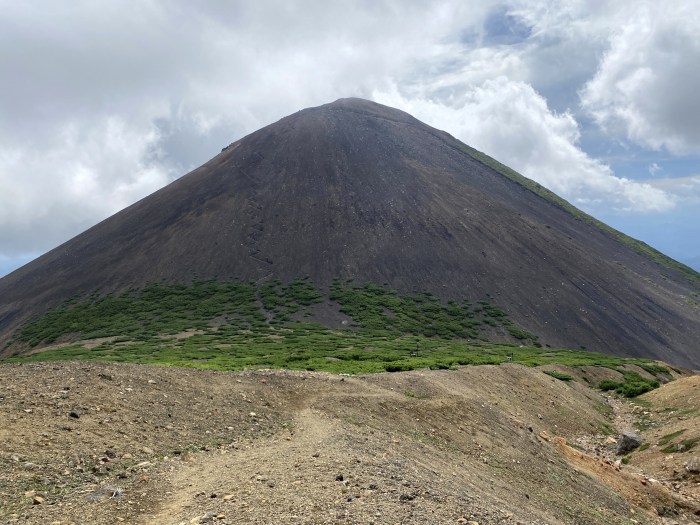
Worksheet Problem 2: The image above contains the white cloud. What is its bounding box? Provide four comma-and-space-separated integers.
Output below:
580, 2, 700, 154
646, 176, 700, 206
649, 163, 662, 176
0, 1, 491, 260
0, 0, 692, 274
0, 116, 173, 252
374, 78, 674, 213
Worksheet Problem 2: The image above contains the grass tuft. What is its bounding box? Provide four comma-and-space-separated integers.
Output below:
598, 372, 659, 397
543, 370, 574, 382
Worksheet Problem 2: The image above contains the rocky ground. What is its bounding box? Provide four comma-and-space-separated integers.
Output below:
1, 362, 699, 525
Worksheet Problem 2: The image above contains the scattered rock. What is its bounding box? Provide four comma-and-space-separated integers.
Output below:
685, 456, 700, 473
335, 474, 344, 481
69, 410, 81, 419
32, 495, 45, 505
616, 432, 643, 455
142, 447, 154, 455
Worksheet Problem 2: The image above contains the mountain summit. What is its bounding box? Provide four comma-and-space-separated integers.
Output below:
1, 98, 698, 366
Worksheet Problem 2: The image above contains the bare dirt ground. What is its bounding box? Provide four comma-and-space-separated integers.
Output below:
1, 362, 698, 525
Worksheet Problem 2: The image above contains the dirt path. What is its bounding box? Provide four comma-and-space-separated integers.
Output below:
149, 407, 337, 524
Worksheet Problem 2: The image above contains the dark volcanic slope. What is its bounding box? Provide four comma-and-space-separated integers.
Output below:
1, 98, 699, 366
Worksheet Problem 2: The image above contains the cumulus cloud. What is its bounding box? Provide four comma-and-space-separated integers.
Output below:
0, 1, 487, 261
374, 78, 674, 213
647, 176, 700, 206
0, 116, 173, 253
580, 2, 700, 154
0, 0, 487, 254
0, 0, 691, 275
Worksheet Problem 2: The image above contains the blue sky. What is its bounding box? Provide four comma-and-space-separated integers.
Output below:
0, 1, 699, 277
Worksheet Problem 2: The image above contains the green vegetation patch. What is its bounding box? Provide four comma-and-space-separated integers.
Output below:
658, 429, 686, 446
661, 436, 700, 454
13, 278, 321, 346
598, 371, 660, 398
543, 370, 574, 382
3, 279, 665, 379
329, 281, 536, 343
637, 364, 670, 377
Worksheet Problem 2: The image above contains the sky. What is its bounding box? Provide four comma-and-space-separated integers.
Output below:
1, 0, 699, 277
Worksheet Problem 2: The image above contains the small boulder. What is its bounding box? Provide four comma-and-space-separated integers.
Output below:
616, 432, 643, 455
685, 456, 700, 474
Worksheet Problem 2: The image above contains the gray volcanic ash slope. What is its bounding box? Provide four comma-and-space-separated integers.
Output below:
0, 98, 698, 366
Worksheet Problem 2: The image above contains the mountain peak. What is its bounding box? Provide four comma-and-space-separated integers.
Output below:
303, 97, 419, 123
1, 100, 699, 366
